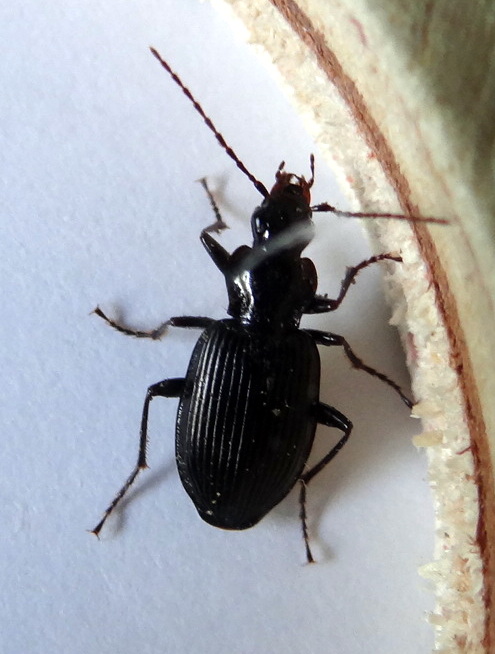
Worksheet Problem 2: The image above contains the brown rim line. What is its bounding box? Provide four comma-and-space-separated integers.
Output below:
215, 0, 495, 651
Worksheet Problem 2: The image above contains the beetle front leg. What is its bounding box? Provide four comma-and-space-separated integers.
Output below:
306, 254, 401, 314
305, 328, 413, 408
93, 306, 213, 340
299, 403, 353, 563
91, 377, 185, 537
198, 177, 229, 235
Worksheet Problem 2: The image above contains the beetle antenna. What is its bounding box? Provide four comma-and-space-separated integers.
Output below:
311, 203, 448, 225
150, 47, 269, 198
308, 154, 315, 188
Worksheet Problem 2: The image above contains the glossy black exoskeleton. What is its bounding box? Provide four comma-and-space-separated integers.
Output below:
91, 49, 445, 561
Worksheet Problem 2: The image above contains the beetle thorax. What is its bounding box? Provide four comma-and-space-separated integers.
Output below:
227, 253, 316, 329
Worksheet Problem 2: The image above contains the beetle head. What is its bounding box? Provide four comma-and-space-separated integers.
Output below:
251, 159, 315, 249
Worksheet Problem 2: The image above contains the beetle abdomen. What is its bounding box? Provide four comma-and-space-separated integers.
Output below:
176, 320, 320, 530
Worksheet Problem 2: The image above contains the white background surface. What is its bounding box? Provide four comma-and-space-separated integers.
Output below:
0, 1, 435, 653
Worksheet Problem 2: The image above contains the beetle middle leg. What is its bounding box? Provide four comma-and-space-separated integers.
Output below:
93, 307, 213, 340
91, 377, 185, 537
300, 403, 353, 563
305, 328, 413, 408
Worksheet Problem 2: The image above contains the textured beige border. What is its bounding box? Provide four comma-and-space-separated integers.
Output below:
213, 0, 493, 651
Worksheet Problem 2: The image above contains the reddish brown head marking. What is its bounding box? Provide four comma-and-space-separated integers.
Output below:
269, 155, 315, 204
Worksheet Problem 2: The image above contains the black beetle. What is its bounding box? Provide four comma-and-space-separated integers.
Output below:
91, 49, 445, 561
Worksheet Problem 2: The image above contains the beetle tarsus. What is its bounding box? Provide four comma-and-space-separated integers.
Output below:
198, 177, 229, 235
90, 464, 144, 537
92, 306, 170, 340
299, 480, 315, 564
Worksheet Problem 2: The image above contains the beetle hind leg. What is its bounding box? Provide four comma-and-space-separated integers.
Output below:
299, 403, 353, 563
90, 378, 185, 537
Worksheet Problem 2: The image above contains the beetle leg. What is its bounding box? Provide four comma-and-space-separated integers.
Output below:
167, 316, 214, 329
299, 404, 353, 563
197, 178, 235, 272
91, 378, 185, 537
93, 306, 213, 340
198, 177, 229, 234
305, 329, 413, 409
305, 254, 401, 313
200, 230, 231, 273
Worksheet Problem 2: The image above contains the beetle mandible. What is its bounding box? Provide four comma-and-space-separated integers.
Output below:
91, 48, 445, 562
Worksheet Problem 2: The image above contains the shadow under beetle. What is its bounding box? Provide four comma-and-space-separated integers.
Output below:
91, 48, 446, 562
